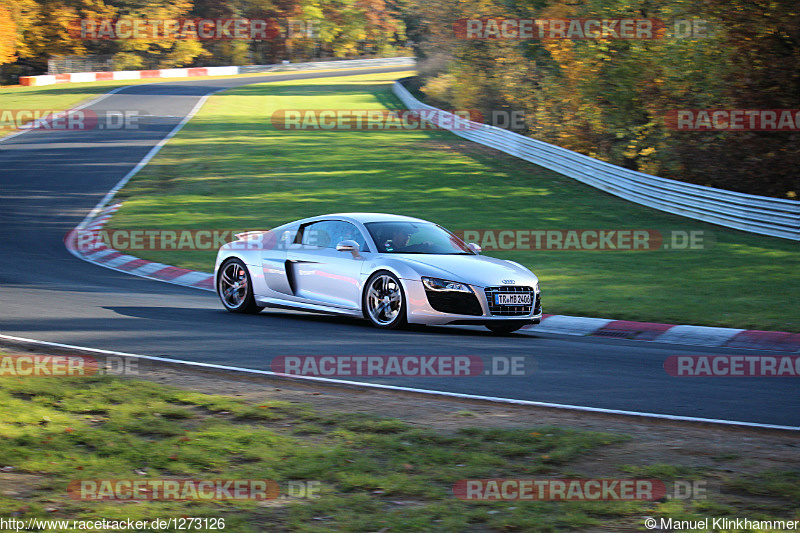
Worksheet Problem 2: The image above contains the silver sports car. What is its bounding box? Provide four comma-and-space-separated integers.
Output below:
215, 213, 542, 333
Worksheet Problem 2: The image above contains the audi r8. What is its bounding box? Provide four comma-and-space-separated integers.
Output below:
215, 213, 541, 333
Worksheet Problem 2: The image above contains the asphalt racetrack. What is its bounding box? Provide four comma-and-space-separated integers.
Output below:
1, 66, 797, 428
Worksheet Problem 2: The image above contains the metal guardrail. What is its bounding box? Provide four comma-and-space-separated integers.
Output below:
392, 81, 800, 240
48, 54, 114, 74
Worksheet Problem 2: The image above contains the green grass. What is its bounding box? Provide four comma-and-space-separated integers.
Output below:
725, 471, 800, 504
0, 372, 643, 531
80, 71, 798, 331
2, 368, 797, 531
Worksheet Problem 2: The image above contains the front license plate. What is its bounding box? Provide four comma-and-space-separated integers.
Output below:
495, 293, 531, 305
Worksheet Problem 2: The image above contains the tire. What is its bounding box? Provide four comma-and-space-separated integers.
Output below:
486, 322, 525, 334
217, 258, 264, 314
363, 271, 407, 329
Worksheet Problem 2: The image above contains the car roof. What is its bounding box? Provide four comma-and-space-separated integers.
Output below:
300, 213, 431, 225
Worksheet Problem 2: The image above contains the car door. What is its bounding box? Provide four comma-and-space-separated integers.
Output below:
260, 225, 298, 297
286, 220, 370, 309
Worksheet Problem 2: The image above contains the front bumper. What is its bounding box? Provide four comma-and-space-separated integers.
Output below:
403, 279, 542, 326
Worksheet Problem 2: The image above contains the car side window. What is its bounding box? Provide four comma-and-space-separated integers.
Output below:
277, 228, 297, 250
300, 221, 369, 252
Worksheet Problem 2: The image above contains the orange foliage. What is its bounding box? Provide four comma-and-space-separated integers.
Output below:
0, 5, 16, 64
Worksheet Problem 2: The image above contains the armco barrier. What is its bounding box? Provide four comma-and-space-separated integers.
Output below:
20, 57, 415, 86
392, 82, 800, 241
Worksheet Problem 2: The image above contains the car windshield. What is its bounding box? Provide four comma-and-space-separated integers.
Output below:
365, 222, 473, 254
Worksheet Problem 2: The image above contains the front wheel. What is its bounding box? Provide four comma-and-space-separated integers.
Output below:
217, 258, 263, 314
363, 271, 407, 329
486, 322, 525, 334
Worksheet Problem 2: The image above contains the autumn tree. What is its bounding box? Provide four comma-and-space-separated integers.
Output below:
0, 4, 17, 64
403, 0, 799, 198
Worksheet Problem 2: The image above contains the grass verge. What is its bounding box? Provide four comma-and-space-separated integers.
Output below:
1, 354, 797, 532
101, 71, 798, 331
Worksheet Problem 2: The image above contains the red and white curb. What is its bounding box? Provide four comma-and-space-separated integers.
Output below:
65, 203, 215, 291
526, 316, 800, 353
21, 66, 239, 86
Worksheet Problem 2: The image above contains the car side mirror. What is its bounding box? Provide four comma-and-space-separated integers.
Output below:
468, 242, 482, 254
336, 240, 362, 259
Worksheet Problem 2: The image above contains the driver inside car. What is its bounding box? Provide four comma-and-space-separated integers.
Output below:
383, 225, 433, 253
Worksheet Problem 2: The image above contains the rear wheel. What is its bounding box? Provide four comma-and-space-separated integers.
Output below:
486, 322, 525, 334
363, 271, 407, 329
218, 259, 263, 314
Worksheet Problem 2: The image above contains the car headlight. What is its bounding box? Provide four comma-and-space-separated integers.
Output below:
422, 276, 472, 293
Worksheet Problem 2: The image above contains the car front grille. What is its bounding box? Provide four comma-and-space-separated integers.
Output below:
484, 286, 536, 317
425, 290, 483, 316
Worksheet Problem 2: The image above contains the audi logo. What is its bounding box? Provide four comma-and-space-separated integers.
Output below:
502, 279, 516, 284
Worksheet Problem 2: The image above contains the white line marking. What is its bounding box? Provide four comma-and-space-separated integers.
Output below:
0, 333, 797, 432
71, 89, 224, 232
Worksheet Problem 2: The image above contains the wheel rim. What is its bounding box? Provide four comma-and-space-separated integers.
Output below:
219, 262, 248, 308
366, 274, 402, 325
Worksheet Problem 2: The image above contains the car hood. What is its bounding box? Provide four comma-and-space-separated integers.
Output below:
392, 254, 538, 288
